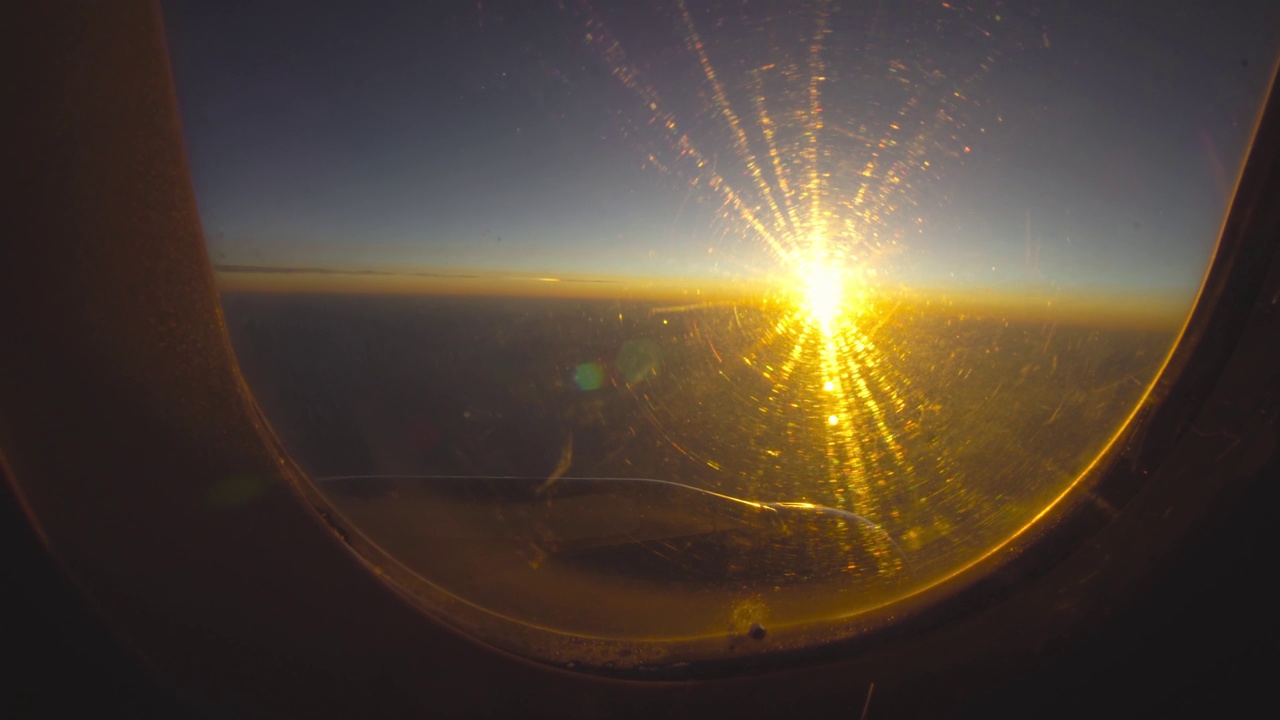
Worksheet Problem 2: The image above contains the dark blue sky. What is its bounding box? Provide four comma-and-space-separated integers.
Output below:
164, 0, 1279, 302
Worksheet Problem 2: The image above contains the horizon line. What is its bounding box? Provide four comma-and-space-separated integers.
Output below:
212, 264, 1194, 330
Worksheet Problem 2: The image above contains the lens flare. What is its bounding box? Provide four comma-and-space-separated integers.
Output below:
577, 0, 956, 578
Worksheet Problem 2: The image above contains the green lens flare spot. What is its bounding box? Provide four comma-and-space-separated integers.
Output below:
573, 362, 605, 391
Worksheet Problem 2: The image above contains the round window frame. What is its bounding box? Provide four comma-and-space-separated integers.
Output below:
3, 3, 1280, 717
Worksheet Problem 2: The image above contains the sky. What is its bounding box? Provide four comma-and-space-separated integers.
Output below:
164, 0, 1280, 307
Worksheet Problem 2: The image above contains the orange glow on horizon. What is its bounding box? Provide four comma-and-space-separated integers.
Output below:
212, 265, 1188, 331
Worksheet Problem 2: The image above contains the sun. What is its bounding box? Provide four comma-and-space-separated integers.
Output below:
797, 259, 850, 332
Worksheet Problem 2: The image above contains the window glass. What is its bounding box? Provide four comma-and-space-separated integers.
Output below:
165, 0, 1279, 664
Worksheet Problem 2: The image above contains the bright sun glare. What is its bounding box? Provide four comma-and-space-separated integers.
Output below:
798, 259, 850, 332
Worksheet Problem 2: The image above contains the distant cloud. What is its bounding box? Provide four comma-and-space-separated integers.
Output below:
213, 264, 481, 280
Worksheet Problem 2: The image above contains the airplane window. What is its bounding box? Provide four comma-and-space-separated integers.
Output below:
163, 0, 1280, 667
